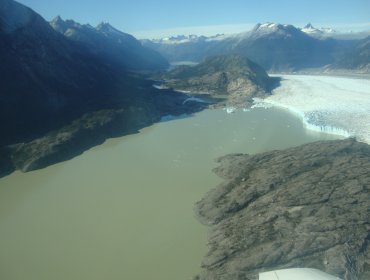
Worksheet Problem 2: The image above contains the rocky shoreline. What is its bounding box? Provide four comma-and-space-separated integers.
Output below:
0, 88, 207, 178
195, 138, 370, 280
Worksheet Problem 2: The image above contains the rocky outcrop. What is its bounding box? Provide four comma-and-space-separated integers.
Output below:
195, 139, 370, 280
160, 54, 278, 107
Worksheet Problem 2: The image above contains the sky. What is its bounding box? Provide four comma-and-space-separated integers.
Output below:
16, 0, 370, 38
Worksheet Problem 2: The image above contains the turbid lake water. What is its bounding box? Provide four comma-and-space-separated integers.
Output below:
0, 107, 341, 280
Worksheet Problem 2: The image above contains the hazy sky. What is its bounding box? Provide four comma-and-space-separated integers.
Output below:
17, 0, 370, 38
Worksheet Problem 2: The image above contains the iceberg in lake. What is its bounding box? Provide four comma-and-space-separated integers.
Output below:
182, 97, 207, 104
257, 75, 370, 144
224, 107, 236, 113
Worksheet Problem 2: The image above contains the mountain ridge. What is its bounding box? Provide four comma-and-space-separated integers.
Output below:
50, 16, 169, 71
143, 22, 369, 72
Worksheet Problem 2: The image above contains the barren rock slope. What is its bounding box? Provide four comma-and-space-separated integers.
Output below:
195, 138, 370, 280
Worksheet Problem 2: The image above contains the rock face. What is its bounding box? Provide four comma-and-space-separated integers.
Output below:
195, 139, 370, 280
161, 54, 277, 106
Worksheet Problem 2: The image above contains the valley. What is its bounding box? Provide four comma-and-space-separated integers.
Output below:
1, 0, 370, 279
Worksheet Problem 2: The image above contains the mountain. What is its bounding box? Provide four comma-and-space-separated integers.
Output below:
0, 0, 203, 175
231, 23, 339, 71
160, 54, 276, 106
333, 36, 370, 72
50, 16, 169, 71
0, 0, 123, 146
144, 23, 344, 71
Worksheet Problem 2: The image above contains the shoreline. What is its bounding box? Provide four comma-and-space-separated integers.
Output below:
0, 90, 208, 178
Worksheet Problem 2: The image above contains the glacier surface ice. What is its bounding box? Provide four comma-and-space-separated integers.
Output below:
256, 75, 370, 144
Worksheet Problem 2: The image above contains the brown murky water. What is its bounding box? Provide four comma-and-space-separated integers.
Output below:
0, 107, 341, 280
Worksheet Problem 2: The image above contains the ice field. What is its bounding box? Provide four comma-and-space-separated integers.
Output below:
254, 75, 370, 144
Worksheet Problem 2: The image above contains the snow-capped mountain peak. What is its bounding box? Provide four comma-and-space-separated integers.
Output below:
96, 22, 119, 33
95, 22, 135, 41
303, 23, 315, 30
242, 22, 299, 39
300, 23, 336, 37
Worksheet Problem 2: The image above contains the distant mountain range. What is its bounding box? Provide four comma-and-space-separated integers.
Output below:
142, 22, 370, 72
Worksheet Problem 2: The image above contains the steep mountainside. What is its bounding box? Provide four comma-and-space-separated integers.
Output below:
160, 54, 276, 106
50, 16, 169, 71
195, 138, 370, 280
0, 0, 123, 146
333, 36, 370, 72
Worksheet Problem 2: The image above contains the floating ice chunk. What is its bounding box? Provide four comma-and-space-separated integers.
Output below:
152, 84, 167, 90
182, 97, 207, 104
224, 107, 236, 113
251, 98, 274, 109
160, 114, 189, 122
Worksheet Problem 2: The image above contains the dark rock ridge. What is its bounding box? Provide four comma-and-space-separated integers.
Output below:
160, 54, 278, 107
195, 139, 370, 280
50, 16, 169, 71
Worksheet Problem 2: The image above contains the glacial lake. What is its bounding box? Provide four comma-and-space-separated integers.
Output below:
0, 107, 341, 280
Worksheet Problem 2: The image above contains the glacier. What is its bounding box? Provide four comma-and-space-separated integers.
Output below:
254, 75, 370, 144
